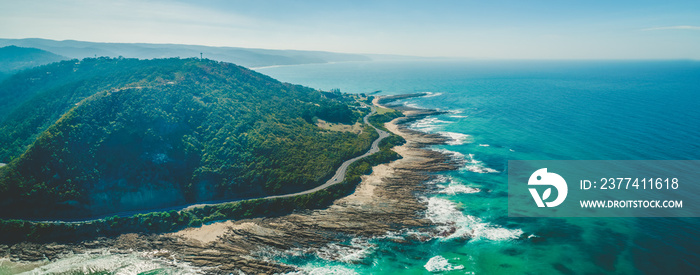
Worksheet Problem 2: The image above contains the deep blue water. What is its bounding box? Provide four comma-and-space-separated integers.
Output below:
256, 60, 700, 274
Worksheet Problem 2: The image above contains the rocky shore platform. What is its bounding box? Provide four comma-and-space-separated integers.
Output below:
2, 94, 459, 274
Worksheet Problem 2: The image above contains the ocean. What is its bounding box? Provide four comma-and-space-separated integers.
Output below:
255, 60, 700, 274
6, 60, 698, 274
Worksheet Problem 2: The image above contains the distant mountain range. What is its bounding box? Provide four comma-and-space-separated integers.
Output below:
0, 38, 373, 68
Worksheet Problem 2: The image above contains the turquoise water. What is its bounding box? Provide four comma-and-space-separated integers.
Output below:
10, 60, 697, 274
257, 60, 700, 274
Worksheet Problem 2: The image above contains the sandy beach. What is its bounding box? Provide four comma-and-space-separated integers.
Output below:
159, 95, 458, 273
3, 95, 457, 274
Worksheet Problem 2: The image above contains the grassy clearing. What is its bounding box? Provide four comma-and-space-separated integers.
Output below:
316, 120, 363, 133
376, 106, 394, 115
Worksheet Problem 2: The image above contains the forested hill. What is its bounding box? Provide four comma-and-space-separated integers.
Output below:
0, 45, 67, 79
0, 57, 375, 219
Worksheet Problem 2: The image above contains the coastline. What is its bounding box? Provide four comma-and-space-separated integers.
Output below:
1, 94, 459, 274
166, 95, 458, 273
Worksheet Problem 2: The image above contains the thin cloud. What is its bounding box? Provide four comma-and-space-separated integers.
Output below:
642, 25, 700, 31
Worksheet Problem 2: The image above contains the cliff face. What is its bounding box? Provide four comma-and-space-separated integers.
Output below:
0, 57, 373, 219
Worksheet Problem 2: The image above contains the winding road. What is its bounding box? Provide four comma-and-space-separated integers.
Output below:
38, 105, 390, 223
184, 105, 389, 207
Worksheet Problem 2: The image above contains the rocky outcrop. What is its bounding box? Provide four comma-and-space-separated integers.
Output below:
159, 98, 459, 273
4, 95, 459, 274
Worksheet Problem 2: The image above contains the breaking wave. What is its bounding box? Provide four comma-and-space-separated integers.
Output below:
432, 149, 499, 174
424, 255, 464, 272
286, 265, 359, 275
422, 92, 443, 98
403, 102, 421, 109
315, 238, 374, 263
432, 148, 466, 162
461, 153, 499, 174
437, 183, 480, 195
410, 117, 453, 132
16, 249, 203, 275
427, 175, 480, 195
438, 132, 473, 145
424, 197, 522, 241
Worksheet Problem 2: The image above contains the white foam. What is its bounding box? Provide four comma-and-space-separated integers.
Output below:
461, 153, 499, 174
433, 149, 499, 174
463, 165, 499, 174
428, 175, 481, 195
287, 265, 359, 275
433, 149, 470, 171
438, 132, 473, 145
424, 197, 523, 241
0, 257, 44, 274
315, 237, 374, 263
436, 183, 480, 195
433, 148, 466, 162
478, 144, 490, 147
18, 249, 204, 275
447, 109, 469, 118
426, 174, 451, 185
403, 102, 421, 109
410, 117, 452, 132
424, 255, 464, 272
422, 92, 443, 98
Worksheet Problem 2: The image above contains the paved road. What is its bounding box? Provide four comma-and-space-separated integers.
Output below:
37, 106, 390, 223
185, 106, 389, 207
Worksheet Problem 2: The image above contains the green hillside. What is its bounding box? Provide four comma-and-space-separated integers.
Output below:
0, 57, 375, 219
0, 45, 66, 78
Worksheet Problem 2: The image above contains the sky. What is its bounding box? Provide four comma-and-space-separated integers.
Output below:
1, 0, 699, 59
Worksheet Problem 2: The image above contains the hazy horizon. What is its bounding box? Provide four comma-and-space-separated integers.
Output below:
1, 1, 699, 60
